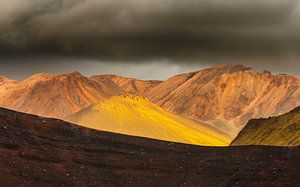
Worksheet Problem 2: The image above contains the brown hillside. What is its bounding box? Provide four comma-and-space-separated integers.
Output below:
0, 72, 125, 118
91, 74, 162, 95
0, 107, 299, 186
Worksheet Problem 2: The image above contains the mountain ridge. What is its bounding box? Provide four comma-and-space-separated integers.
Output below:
91, 74, 162, 95
146, 64, 300, 138
1, 64, 299, 139
231, 106, 300, 146
0, 71, 125, 118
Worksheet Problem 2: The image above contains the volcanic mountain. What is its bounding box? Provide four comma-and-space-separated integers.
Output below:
1, 64, 299, 140
0, 72, 125, 118
146, 64, 300, 138
0, 107, 299, 186
231, 107, 300, 146
91, 75, 162, 95
67, 95, 229, 146
0, 76, 18, 98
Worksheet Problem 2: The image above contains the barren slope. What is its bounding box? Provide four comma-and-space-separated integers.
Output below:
0, 76, 18, 98
91, 75, 162, 95
0, 107, 299, 186
231, 107, 300, 146
147, 65, 300, 138
67, 95, 229, 146
0, 72, 125, 118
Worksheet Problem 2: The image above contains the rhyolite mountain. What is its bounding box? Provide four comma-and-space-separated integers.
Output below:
0, 107, 299, 186
67, 95, 229, 146
0, 76, 18, 98
0, 72, 160, 119
1, 65, 299, 139
91, 74, 162, 95
0, 72, 126, 118
231, 107, 300, 146
146, 65, 300, 138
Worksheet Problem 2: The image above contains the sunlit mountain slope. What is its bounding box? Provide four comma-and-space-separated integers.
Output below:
231, 107, 300, 146
91, 75, 162, 95
146, 64, 300, 139
0, 72, 125, 118
67, 95, 230, 146
0, 76, 18, 98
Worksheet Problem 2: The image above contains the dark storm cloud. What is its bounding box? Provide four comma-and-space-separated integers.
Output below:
0, 0, 299, 62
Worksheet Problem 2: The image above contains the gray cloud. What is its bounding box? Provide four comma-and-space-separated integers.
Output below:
0, 0, 300, 79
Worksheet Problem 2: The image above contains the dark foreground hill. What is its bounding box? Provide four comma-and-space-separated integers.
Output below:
231, 107, 300, 146
0, 108, 299, 186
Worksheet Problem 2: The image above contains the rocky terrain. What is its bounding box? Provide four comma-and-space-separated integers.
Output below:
0, 72, 125, 118
1, 65, 299, 139
91, 75, 162, 95
0, 76, 18, 98
0, 107, 299, 186
147, 64, 300, 138
231, 107, 300, 146
0, 72, 160, 119
67, 95, 229, 146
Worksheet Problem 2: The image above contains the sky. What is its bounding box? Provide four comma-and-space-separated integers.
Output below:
0, 0, 300, 80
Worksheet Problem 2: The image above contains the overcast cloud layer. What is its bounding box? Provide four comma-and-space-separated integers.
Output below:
0, 0, 299, 79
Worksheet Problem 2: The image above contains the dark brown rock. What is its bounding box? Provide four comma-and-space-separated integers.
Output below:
0, 107, 299, 186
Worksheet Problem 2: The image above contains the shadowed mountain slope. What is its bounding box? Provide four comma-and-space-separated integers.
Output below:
146, 64, 300, 138
231, 107, 300, 146
91, 74, 162, 95
0, 72, 125, 118
67, 95, 229, 146
0, 107, 299, 186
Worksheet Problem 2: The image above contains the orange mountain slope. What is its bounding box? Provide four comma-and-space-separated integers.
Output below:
66, 95, 230, 146
0, 72, 125, 118
1, 64, 299, 140
146, 65, 300, 138
91, 75, 162, 95
0, 76, 18, 98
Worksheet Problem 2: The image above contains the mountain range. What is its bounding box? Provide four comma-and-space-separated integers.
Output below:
0, 64, 299, 185
0, 72, 125, 118
147, 65, 300, 138
1, 64, 299, 141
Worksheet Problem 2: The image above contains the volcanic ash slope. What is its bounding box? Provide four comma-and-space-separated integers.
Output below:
67, 95, 230, 146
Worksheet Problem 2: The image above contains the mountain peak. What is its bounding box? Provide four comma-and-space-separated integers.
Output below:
0, 72, 125, 119
91, 74, 162, 95
0, 76, 18, 84
22, 73, 54, 83
21, 72, 87, 85
206, 64, 253, 73
61, 71, 83, 77
0, 76, 7, 81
